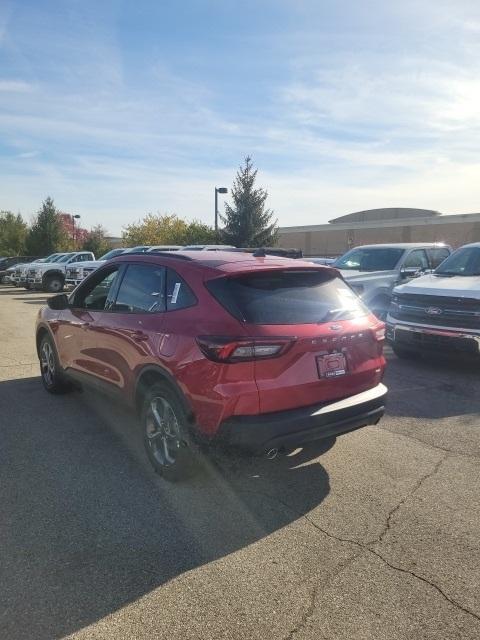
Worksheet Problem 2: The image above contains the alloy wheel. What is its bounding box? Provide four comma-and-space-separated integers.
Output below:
40, 341, 55, 387
145, 396, 182, 468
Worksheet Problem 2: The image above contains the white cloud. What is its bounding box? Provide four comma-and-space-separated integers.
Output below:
0, 79, 34, 92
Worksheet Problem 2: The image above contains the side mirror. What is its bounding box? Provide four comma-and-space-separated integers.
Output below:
400, 267, 421, 279
47, 293, 69, 310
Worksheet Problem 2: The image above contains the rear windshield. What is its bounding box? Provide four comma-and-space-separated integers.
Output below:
335, 247, 404, 271
206, 270, 368, 324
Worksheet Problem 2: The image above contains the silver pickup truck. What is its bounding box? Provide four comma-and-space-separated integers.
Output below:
334, 243, 452, 319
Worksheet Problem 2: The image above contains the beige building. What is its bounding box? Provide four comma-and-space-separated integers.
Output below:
277, 208, 480, 257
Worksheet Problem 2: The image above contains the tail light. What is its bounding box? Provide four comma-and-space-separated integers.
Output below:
196, 336, 295, 363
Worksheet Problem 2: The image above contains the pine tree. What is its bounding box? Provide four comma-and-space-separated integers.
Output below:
25, 197, 67, 255
220, 156, 278, 247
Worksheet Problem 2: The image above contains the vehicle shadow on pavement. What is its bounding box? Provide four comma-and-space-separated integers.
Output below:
0, 376, 331, 640
384, 353, 480, 421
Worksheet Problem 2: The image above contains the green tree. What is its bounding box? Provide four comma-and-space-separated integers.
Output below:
122, 213, 215, 246
81, 225, 111, 257
220, 156, 278, 247
0, 211, 28, 255
25, 197, 68, 255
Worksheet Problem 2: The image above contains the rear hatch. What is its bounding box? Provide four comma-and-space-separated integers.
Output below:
206, 268, 385, 413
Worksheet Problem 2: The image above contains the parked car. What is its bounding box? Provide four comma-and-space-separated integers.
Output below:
27, 251, 95, 292
386, 242, 480, 358
334, 243, 452, 319
0, 255, 43, 284
12, 253, 67, 287
65, 248, 127, 287
36, 250, 387, 480
308, 257, 337, 266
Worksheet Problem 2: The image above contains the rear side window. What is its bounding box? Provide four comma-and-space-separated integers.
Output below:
402, 249, 429, 270
113, 264, 166, 313
166, 268, 197, 311
428, 247, 450, 269
206, 270, 368, 325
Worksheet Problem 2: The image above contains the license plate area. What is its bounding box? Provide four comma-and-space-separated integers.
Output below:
316, 352, 347, 378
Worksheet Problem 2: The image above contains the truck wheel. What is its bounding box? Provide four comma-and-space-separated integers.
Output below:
39, 335, 72, 394
141, 382, 198, 481
392, 344, 419, 359
44, 275, 64, 293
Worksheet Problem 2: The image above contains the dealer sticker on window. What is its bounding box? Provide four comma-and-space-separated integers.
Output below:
317, 352, 347, 378
171, 282, 181, 304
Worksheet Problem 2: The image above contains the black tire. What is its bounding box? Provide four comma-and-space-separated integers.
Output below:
392, 344, 419, 359
39, 334, 72, 394
141, 382, 198, 481
44, 275, 64, 293
24, 283, 31, 290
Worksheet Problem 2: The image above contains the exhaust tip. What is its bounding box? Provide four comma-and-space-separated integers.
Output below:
266, 448, 279, 460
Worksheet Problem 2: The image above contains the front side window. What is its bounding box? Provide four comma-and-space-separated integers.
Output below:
206, 270, 368, 325
334, 248, 404, 271
113, 264, 166, 313
435, 247, 480, 276
74, 268, 120, 310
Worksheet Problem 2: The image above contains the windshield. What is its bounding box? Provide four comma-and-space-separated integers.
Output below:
335, 248, 405, 271
435, 246, 480, 276
99, 249, 124, 260
206, 270, 368, 324
56, 254, 73, 263
43, 253, 60, 262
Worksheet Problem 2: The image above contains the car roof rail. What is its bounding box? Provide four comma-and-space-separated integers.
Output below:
145, 251, 193, 261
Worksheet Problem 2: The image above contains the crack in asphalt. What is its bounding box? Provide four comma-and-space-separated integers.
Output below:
378, 426, 480, 461
239, 452, 480, 635
282, 553, 361, 640
366, 452, 449, 546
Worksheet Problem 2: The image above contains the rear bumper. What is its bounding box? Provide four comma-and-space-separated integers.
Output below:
386, 319, 480, 355
217, 383, 387, 453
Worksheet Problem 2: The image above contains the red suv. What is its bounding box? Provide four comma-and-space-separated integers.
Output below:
36, 251, 387, 479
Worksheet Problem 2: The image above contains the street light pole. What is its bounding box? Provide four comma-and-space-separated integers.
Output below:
72, 214, 81, 249
214, 187, 228, 242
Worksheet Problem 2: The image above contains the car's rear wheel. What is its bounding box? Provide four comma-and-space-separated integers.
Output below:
39, 335, 71, 393
44, 275, 64, 293
141, 383, 198, 481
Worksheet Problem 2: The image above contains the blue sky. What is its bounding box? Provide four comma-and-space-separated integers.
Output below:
1, 0, 480, 235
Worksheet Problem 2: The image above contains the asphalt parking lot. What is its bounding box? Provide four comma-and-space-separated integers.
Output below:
1, 285, 479, 640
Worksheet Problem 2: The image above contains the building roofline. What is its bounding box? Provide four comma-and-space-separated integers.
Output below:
279, 212, 480, 234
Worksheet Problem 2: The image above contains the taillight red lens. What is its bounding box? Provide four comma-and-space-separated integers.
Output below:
196, 336, 295, 363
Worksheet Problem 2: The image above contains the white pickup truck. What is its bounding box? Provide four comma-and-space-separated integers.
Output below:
386, 242, 480, 358
334, 243, 451, 319
27, 251, 95, 292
